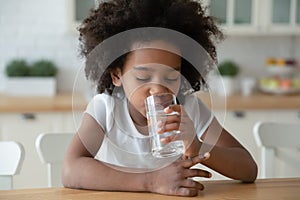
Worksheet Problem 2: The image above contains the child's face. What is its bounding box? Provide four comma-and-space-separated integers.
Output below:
112, 41, 182, 118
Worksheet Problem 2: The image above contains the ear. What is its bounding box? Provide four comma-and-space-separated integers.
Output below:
110, 68, 122, 87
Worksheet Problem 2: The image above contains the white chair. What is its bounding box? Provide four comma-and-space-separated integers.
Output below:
253, 121, 300, 178
35, 133, 74, 187
0, 141, 25, 190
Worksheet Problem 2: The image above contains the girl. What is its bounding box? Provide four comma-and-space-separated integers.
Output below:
62, 0, 257, 197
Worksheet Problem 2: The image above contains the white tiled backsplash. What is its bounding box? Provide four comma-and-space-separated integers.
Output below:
217, 36, 300, 77
0, 0, 300, 93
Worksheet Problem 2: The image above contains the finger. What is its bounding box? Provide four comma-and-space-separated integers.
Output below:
182, 152, 210, 168
181, 157, 195, 168
160, 134, 176, 144
191, 152, 210, 163
157, 113, 180, 133
164, 105, 182, 115
166, 105, 192, 119
164, 113, 181, 127
160, 137, 172, 144
183, 168, 212, 179
180, 179, 205, 190
158, 122, 180, 133
175, 187, 199, 197
165, 114, 180, 123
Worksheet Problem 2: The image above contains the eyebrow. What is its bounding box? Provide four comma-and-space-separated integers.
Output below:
133, 65, 181, 71
133, 66, 153, 71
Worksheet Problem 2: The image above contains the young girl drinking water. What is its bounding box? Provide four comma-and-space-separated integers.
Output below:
62, 0, 257, 197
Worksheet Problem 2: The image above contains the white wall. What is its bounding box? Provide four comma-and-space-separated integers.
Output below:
0, 0, 84, 93
217, 36, 300, 78
0, 0, 299, 93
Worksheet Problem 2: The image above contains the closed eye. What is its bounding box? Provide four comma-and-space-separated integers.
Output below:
133, 66, 152, 82
136, 76, 151, 82
165, 71, 180, 82
165, 77, 179, 82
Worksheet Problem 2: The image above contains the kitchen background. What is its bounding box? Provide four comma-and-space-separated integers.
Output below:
0, 0, 300, 94
0, 0, 300, 189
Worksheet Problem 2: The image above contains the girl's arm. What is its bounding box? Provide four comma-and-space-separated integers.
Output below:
163, 105, 257, 182
62, 113, 211, 196
62, 135, 149, 191
199, 117, 258, 182
62, 113, 149, 191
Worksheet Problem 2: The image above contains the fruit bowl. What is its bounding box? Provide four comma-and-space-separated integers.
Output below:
259, 85, 300, 95
267, 66, 297, 76
259, 77, 300, 95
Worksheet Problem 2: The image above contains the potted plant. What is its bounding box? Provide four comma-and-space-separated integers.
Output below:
5, 59, 30, 77
5, 59, 58, 96
216, 60, 240, 96
29, 60, 58, 77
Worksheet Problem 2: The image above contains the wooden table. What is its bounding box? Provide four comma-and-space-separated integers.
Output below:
1, 178, 299, 200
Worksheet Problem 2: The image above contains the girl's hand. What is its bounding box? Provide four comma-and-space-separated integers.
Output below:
158, 105, 200, 157
146, 153, 211, 196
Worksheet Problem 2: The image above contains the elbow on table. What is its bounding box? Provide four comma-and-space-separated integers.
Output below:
61, 161, 80, 189
242, 162, 258, 183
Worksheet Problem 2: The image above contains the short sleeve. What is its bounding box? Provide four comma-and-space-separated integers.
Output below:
183, 94, 213, 138
85, 94, 114, 132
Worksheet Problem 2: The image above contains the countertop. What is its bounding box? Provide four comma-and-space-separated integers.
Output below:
196, 91, 300, 110
0, 92, 299, 113
0, 93, 87, 112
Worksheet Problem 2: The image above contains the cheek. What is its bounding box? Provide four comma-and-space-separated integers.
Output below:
123, 81, 146, 100
121, 75, 145, 97
167, 80, 181, 95
174, 81, 181, 94
125, 86, 148, 115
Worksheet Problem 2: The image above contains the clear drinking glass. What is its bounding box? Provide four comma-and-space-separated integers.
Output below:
145, 93, 184, 158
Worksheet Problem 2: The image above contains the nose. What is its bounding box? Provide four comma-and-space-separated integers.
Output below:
149, 84, 170, 95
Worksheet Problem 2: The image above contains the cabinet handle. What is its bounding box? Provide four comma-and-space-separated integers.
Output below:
233, 111, 245, 118
21, 113, 36, 120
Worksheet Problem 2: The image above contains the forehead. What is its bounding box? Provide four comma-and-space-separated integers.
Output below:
123, 40, 181, 72
131, 40, 181, 54
126, 49, 180, 65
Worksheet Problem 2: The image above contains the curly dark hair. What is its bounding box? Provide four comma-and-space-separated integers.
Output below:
79, 0, 223, 94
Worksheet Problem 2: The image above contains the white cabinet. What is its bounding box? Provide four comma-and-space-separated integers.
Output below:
66, 0, 96, 33
205, 0, 260, 35
66, 0, 300, 35
264, 0, 300, 34
203, 0, 300, 35
0, 112, 76, 189
214, 110, 300, 178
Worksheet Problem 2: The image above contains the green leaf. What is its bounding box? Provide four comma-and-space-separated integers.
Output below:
217, 61, 240, 77
5, 59, 30, 77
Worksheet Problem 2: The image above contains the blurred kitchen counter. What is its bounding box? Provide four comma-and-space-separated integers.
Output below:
0, 93, 87, 112
1, 92, 299, 112
196, 91, 300, 110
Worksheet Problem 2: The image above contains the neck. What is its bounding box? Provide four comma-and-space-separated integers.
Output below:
128, 103, 147, 127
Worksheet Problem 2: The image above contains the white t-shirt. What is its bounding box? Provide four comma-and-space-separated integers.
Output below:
85, 93, 213, 169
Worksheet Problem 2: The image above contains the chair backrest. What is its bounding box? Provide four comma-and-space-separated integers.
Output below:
35, 133, 74, 187
253, 121, 300, 178
0, 141, 25, 190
